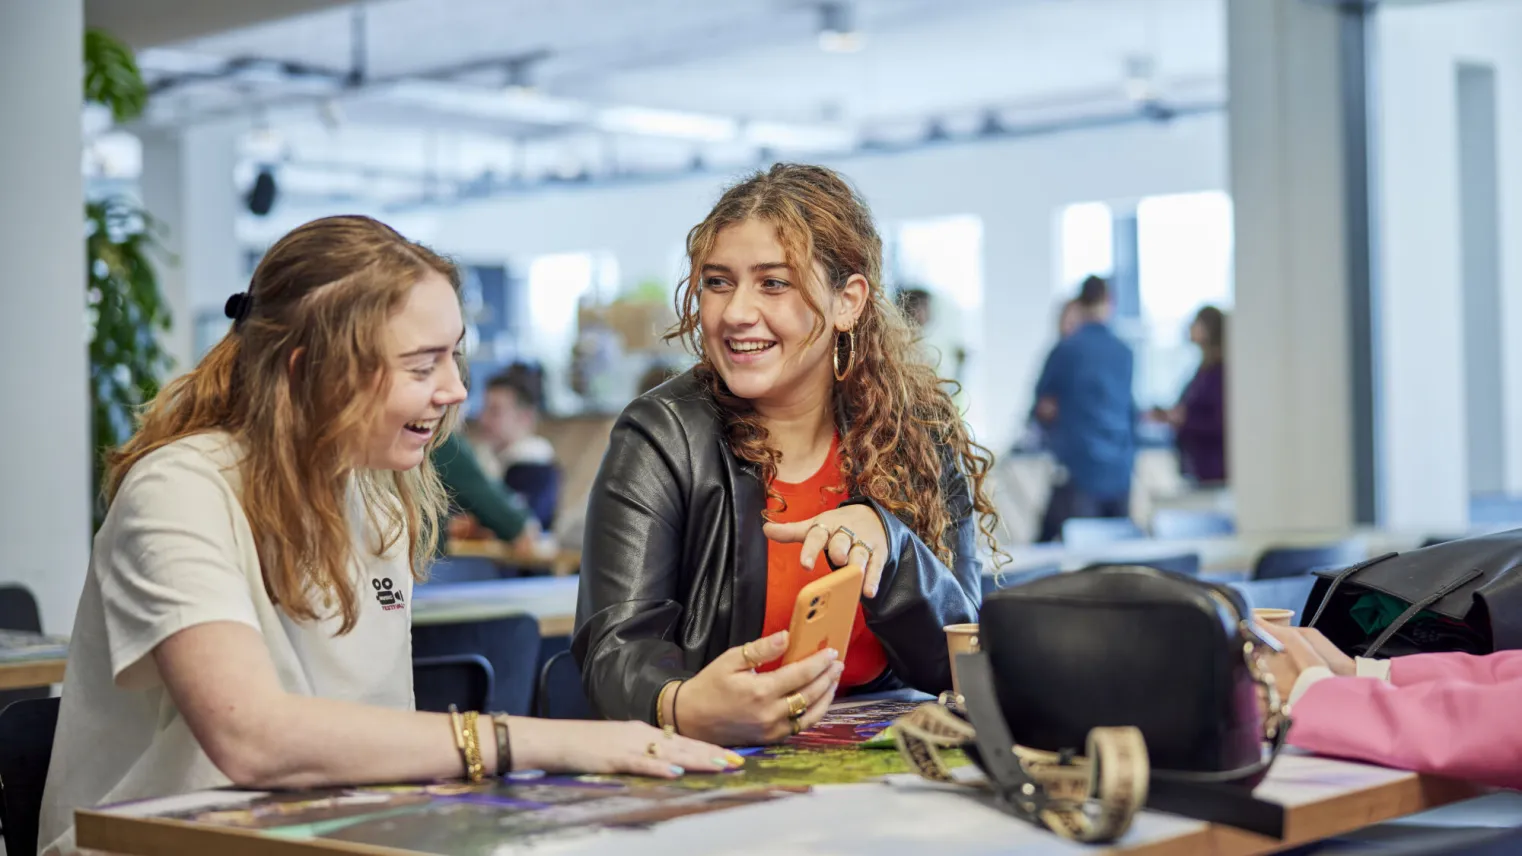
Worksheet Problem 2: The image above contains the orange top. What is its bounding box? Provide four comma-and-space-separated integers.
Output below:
760, 434, 888, 689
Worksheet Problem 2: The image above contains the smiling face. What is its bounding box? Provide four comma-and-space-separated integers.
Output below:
697, 218, 866, 410
362, 270, 467, 471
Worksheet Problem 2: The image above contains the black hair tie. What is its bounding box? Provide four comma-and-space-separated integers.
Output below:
224, 292, 253, 324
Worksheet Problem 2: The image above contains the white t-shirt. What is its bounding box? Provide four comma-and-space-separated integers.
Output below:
39, 432, 416, 854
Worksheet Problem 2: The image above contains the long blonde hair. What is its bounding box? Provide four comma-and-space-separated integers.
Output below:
669, 164, 1000, 564
106, 215, 460, 634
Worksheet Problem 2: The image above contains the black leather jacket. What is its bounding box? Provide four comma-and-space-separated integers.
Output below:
571, 370, 983, 723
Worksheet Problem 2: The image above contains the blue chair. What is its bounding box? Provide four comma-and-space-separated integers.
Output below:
1131, 553, 1202, 576
413, 654, 495, 713
982, 563, 1061, 597
425, 556, 505, 584
1469, 494, 1522, 527
413, 614, 541, 715
1228, 577, 1318, 619
1079, 553, 1201, 577
535, 649, 594, 720
0, 696, 60, 856
1150, 509, 1235, 540
1061, 517, 1144, 547
1251, 540, 1365, 581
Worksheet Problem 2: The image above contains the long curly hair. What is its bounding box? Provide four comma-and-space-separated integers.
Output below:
669, 163, 1000, 564
105, 215, 460, 634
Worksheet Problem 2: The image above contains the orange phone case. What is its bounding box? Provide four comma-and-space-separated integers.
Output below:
780, 564, 865, 667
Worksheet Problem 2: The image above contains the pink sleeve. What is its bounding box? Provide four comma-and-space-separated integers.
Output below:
1390, 650, 1522, 686
1288, 672, 1522, 790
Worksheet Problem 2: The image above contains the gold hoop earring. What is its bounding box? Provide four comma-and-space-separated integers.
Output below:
833, 328, 856, 382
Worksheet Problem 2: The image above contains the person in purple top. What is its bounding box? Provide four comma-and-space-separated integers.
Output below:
1152, 306, 1227, 485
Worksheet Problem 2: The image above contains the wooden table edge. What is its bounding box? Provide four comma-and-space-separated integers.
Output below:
76, 808, 415, 856
0, 657, 66, 689
1207, 771, 1485, 855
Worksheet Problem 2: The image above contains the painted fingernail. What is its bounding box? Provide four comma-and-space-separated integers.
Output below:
726, 751, 746, 767
669, 764, 686, 776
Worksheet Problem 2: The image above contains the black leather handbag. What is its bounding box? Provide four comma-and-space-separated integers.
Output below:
1306, 529, 1522, 658
895, 565, 1290, 842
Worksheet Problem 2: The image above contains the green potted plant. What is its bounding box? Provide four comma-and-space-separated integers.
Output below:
84, 28, 174, 526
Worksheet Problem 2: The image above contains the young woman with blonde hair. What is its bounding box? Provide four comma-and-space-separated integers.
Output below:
40, 215, 735, 854
574, 164, 999, 745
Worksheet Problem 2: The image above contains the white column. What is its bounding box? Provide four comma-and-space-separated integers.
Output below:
1372, 0, 1522, 523
1226, 0, 1356, 533
0, 0, 90, 634
139, 122, 245, 372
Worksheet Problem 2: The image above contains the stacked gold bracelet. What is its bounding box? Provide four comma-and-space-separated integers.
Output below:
655, 680, 682, 732
447, 705, 486, 783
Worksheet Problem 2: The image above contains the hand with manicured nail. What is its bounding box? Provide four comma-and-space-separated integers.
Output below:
672, 629, 844, 746
762, 504, 889, 598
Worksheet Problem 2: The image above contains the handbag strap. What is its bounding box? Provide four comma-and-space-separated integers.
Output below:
1306, 552, 1399, 628
893, 651, 1149, 843
1359, 566, 1483, 657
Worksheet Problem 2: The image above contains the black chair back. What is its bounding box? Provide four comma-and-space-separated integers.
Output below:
0, 587, 41, 634
0, 696, 60, 856
413, 614, 541, 715
1252, 540, 1365, 580
504, 462, 561, 532
0, 587, 48, 710
535, 649, 593, 719
413, 654, 495, 713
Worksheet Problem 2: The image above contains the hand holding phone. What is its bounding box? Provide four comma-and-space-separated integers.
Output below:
780, 564, 865, 667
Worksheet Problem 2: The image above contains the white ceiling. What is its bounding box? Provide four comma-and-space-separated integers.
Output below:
97, 0, 1226, 208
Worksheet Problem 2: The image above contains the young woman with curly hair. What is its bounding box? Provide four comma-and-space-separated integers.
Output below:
573, 164, 1000, 745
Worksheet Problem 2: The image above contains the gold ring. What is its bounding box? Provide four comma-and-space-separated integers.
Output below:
834, 526, 857, 542
786, 693, 808, 719
790, 717, 803, 736
646, 741, 660, 758
663, 724, 675, 739
741, 642, 762, 669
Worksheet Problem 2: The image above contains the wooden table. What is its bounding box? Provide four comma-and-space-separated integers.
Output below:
411, 576, 579, 638
0, 657, 65, 689
75, 741, 1483, 856
446, 539, 582, 576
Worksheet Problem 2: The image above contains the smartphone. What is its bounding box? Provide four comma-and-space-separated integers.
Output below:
780, 564, 866, 667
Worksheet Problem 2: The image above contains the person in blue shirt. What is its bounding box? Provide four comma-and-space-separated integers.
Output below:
1032, 275, 1136, 542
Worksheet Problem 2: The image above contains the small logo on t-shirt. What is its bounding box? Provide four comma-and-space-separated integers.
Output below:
373, 577, 406, 611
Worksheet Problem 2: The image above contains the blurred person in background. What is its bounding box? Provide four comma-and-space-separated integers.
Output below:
1149, 306, 1227, 485
475, 370, 559, 530
1010, 299, 1083, 456
1031, 276, 1136, 542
